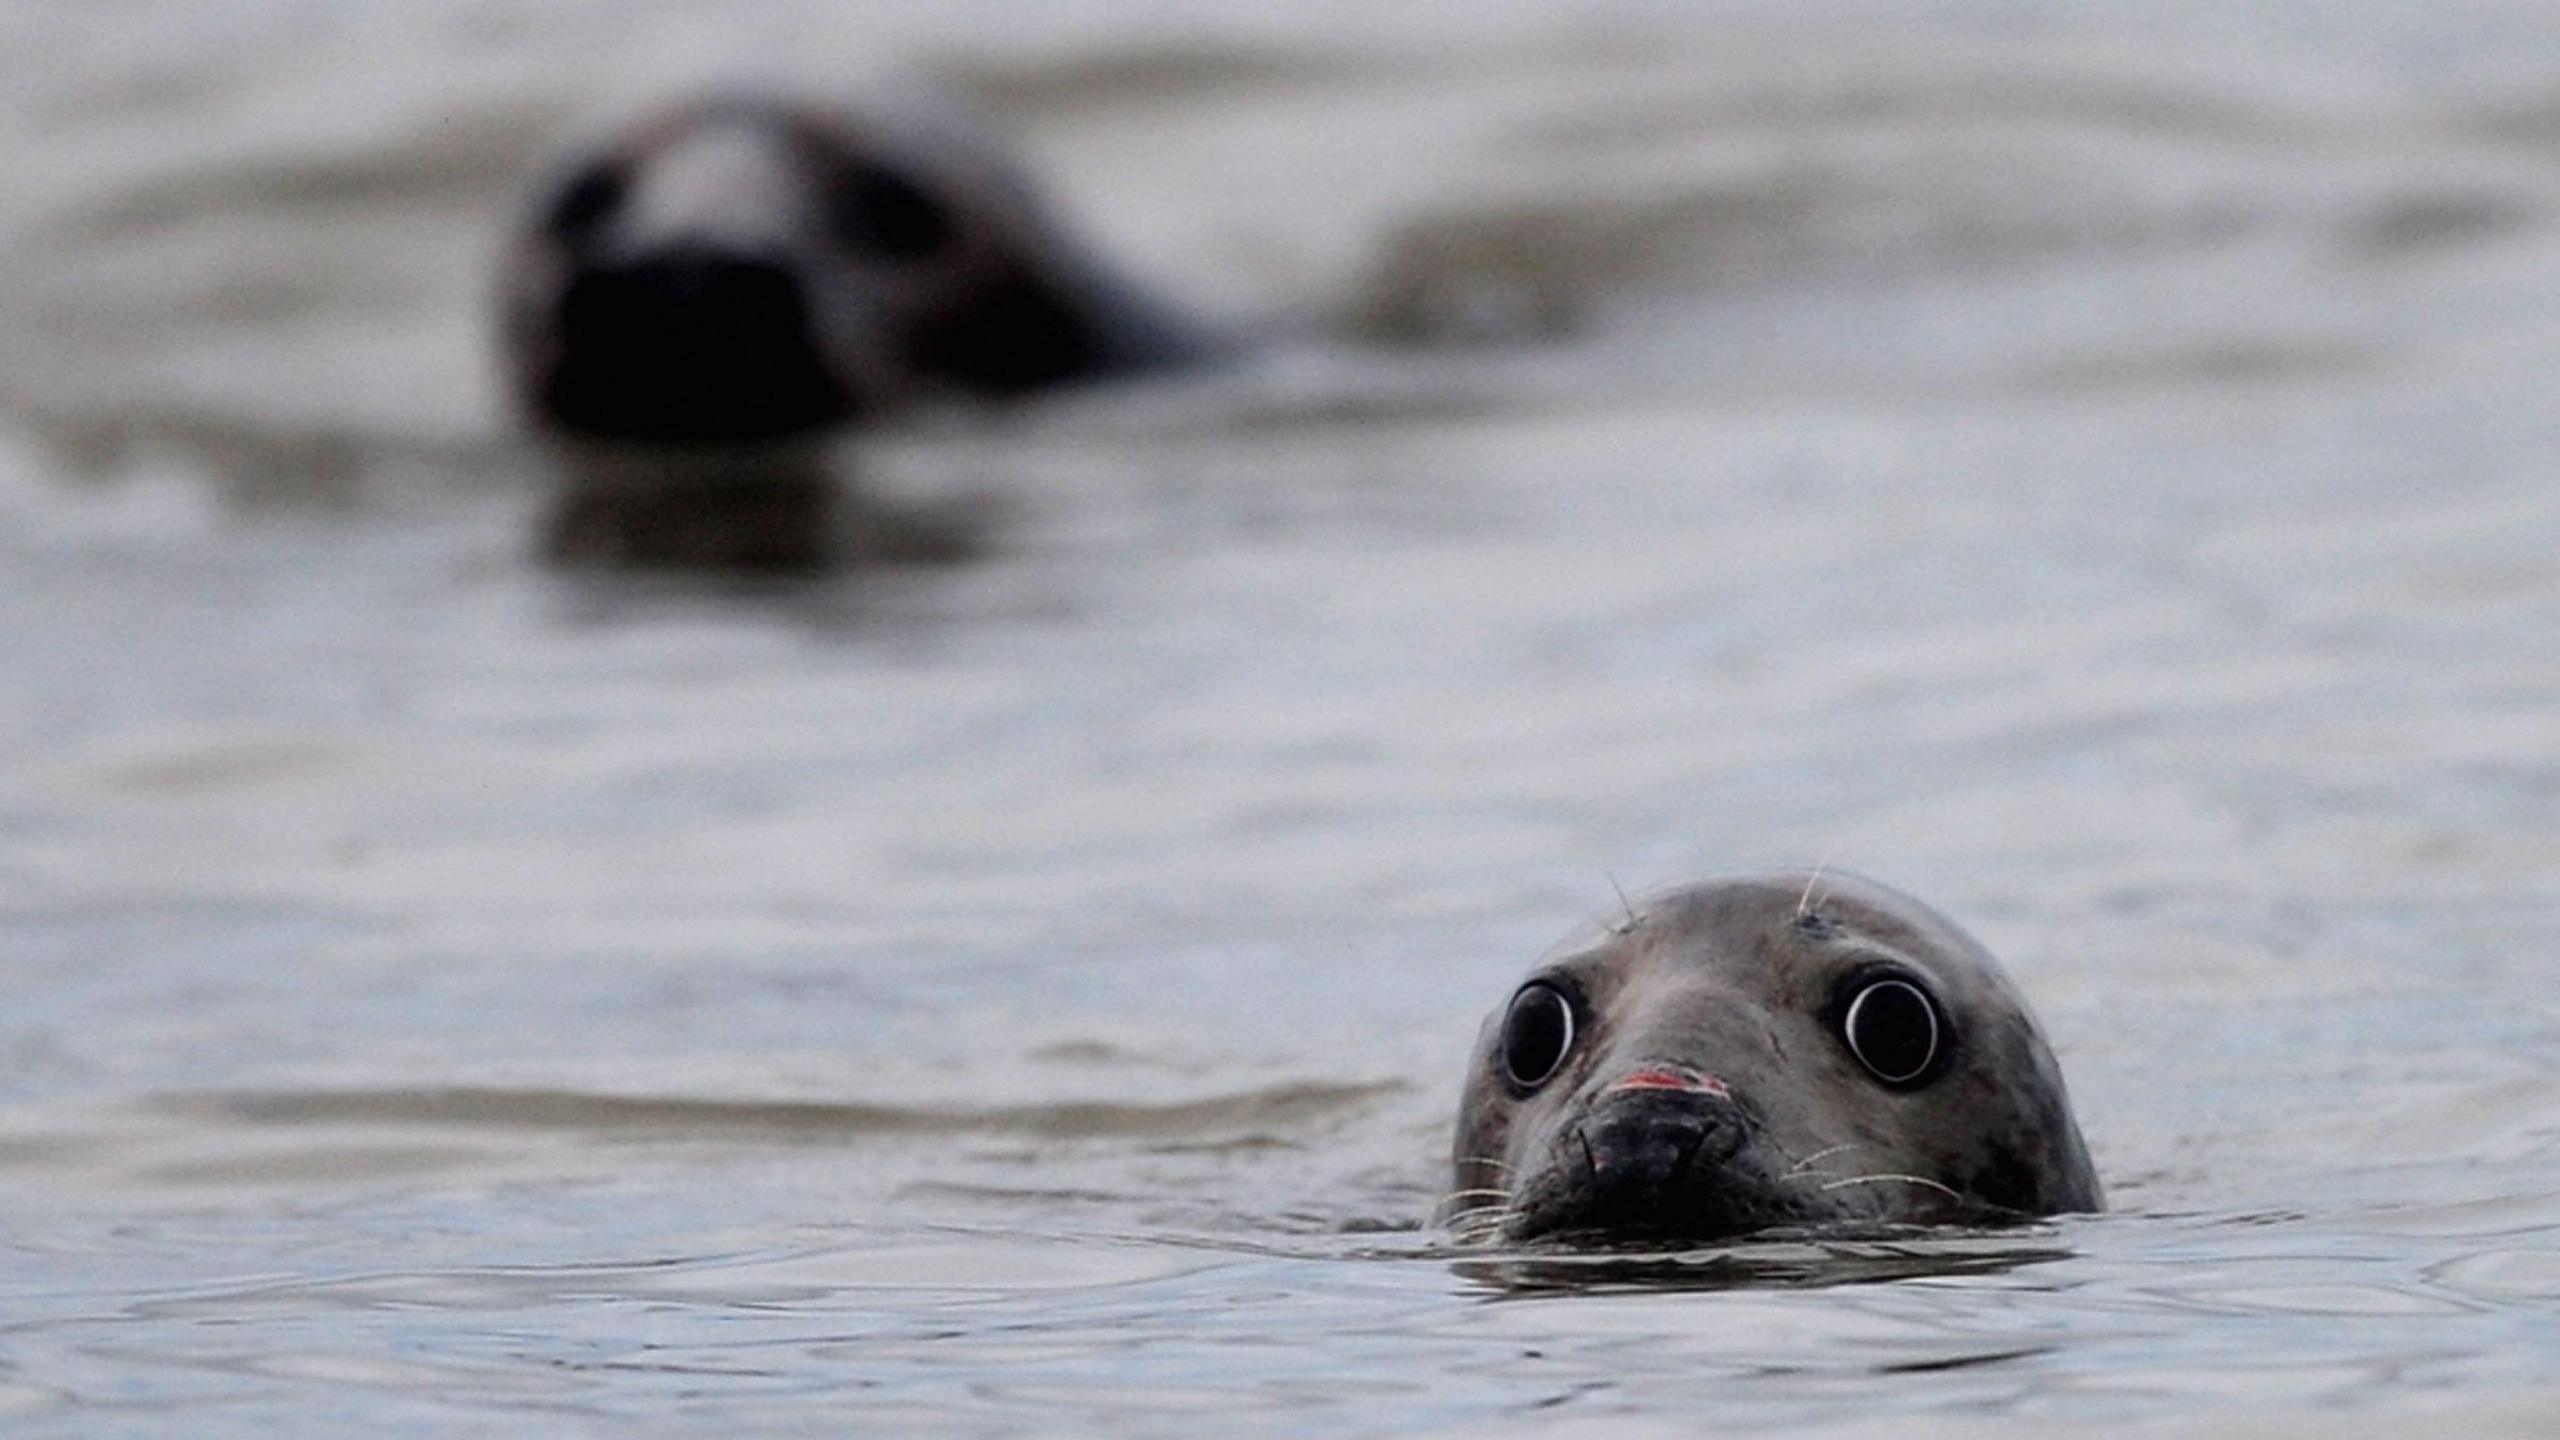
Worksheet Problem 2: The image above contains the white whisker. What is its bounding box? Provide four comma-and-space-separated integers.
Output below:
1796, 847, 1837, 920
1606, 872, 1640, 933
1816, 1172, 1965, 1203
1783, 1143, 1865, 1178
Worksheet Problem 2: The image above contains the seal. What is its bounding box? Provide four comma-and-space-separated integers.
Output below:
1448, 871, 2101, 1244
497, 91, 1209, 568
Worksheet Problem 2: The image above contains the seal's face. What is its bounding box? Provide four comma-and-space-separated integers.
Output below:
500, 95, 1163, 448
1451, 873, 2101, 1244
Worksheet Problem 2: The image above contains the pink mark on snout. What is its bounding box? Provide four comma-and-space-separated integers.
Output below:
1608, 1066, 1731, 1099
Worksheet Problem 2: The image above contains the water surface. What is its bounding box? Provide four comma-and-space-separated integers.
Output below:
2, 2, 2558, 1433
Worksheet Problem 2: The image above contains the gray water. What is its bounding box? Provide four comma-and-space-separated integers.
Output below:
3, 2, 2559, 1434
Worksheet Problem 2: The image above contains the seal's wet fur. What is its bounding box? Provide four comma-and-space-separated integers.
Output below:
1450, 871, 2100, 1245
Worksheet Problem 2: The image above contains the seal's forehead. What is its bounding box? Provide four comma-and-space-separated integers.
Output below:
1535, 870, 2019, 1003
626, 120, 810, 220
1537, 874, 1808, 964
591, 99, 951, 245
553, 92, 1047, 241
593, 97, 876, 187
1526, 881, 1795, 1000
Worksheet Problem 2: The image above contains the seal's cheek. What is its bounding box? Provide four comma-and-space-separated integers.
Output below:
902, 273, 1117, 392
1450, 1073, 1525, 1183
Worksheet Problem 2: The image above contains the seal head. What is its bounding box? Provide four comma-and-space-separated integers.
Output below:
1451, 871, 2101, 1244
502, 92, 1201, 447
496, 91, 1210, 568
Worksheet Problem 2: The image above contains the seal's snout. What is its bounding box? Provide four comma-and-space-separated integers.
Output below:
545, 243, 855, 444
576, 245, 803, 322
1563, 1085, 1749, 1227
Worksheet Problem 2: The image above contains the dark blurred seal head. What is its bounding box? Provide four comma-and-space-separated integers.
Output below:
496, 90, 1207, 566
502, 90, 1204, 444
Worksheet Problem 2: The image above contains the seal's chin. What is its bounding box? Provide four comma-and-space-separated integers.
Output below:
1504, 1088, 1807, 1244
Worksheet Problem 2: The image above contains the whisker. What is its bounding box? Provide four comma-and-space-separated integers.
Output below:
1797, 846, 1838, 919
1605, 872, 1640, 933
1453, 1156, 1519, 1176
1783, 1143, 1865, 1178
1816, 1172, 1965, 1203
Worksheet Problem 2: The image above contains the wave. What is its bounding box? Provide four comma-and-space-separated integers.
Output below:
167, 1077, 1407, 1142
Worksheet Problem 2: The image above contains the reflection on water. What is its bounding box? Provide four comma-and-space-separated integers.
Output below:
1447, 1230, 2079, 1298
2, 0, 2559, 1435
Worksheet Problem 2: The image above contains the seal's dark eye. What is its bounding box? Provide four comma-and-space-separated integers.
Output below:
548, 164, 627, 240
827, 162, 952, 260
1842, 978, 1941, 1087
1500, 983, 1576, 1090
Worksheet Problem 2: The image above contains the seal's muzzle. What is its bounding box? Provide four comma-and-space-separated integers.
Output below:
1560, 1084, 1750, 1233
545, 243, 855, 444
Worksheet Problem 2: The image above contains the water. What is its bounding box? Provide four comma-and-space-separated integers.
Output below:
3, 2, 2559, 1433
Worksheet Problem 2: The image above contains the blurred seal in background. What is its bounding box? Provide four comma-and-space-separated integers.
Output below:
1449, 870, 2101, 1245
498, 91, 1211, 570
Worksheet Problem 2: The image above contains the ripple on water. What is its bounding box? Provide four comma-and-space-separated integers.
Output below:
3, 0, 2560, 1435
